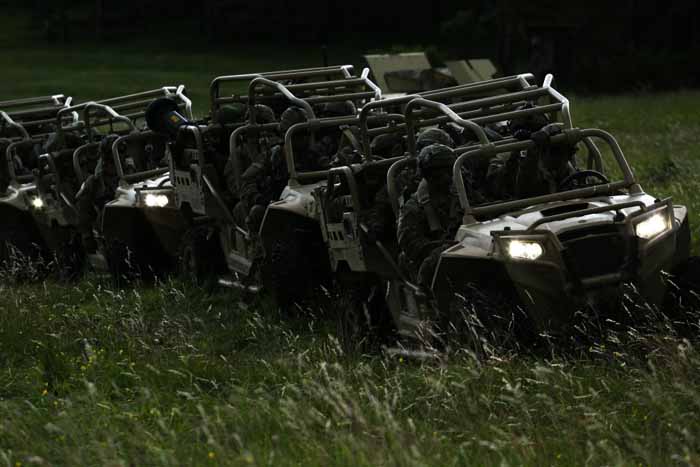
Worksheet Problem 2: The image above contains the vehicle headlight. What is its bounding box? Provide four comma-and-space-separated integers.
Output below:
31, 197, 44, 209
144, 193, 170, 208
635, 213, 669, 240
507, 240, 544, 261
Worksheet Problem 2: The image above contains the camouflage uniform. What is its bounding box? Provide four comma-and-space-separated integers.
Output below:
76, 135, 122, 251
397, 144, 461, 287
224, 104, 278, 199
363, 128, 452, 244
486, 123, 576, 200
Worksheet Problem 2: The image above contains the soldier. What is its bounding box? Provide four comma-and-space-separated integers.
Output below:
76, 135, 122, 252
231, 106, 303, 233
370, 131, 405, 158
224, 104, 278, 199
397, 144, 461, 287
416, 127, 454, 152
363, 128, 453, 244
316, 100, 357, 119
486, 122, 576, 200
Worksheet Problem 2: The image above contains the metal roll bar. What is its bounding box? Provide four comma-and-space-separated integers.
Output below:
5, 138, 43, 185
404, 98, 490, 156
525, 200, 647, 232
327, 166, 362, 214
56, 86, 191, 133
72, 142, 99, 184
452, 128, 641, 223
0, 111, 30, 140
247, 77, 316, 124
284, 114, 407, 186
210, 65, 355, 113
228, 122, 280, 191
359, 74, 536, 157
0, 94, 67, 109
84, 102, 138, 142
386, 157, 414, 216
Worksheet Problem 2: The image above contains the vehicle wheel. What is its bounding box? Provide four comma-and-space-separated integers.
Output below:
105, 239, 140, 287
664, 256, 700, 334
443, 284, 530, 357
267, 229, 314, 311
178, 225, 223, 290
54, 232, 85, 282
0, 226, 46, 280
336, 284, 394, 355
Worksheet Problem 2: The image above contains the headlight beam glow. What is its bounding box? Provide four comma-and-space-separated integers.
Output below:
507, 240, 544, 261
144, 193, 169, 208
635, 213, 669, 240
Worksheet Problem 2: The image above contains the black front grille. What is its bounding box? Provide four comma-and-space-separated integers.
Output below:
560, 227, 629, 279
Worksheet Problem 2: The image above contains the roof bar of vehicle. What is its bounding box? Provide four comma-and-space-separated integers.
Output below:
210, 65, 356, 112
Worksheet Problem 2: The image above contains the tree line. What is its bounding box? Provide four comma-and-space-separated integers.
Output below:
7, 0, 700, 92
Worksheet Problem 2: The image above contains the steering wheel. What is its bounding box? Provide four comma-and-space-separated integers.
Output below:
558, 169, 610, 191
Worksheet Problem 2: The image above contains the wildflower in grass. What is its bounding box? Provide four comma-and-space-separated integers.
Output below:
41, 389, 48, 396
208, 451, 216, 460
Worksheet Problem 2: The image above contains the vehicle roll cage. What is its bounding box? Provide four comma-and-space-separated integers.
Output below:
57, 86, 192, 138
284, 113, 406, 186
1, 94, 76, 136
383, 74, 606, 215
227, 73, 384, 190
72, 100, 174, 185
4, 138, 43, 186
358, 73, 537, 158
451, 127, 642, 223
209, 65, 356, 114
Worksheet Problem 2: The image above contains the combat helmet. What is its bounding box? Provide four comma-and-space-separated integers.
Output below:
319, 100, 357, 118
279, 106, 309, 133
508, 102, 549, 139
214, 103, 247, 125
370, 132, 405, 157
417, 143, 456, 178
245, 104, 276, 125
416, 128, 454, 152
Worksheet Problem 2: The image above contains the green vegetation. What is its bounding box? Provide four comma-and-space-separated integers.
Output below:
3, 39, 700, 465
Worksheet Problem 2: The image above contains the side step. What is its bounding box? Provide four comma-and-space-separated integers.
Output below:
87, 252, 108, 272
217, 275, 262, 294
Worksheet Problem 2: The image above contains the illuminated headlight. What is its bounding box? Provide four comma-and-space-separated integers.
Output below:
507, 240, 544, 261
635, 213, 669, 240
144, 193, 170, 208
31, 197, 44, 209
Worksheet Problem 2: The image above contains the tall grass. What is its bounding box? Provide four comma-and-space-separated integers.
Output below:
2, 277, 700, 465
3, 25, 700, 464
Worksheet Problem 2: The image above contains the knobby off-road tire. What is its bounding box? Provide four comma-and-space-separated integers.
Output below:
664, 256, 700, 335
53, 232, 85, 282
105, 239, 141, 288
267, 229, 314, 311
178, 225, 224, 291
0, 226, 47, 281
336, 283, 395, 356
443, 284, 533, 358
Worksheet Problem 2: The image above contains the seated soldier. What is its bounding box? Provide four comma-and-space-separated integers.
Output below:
486, 122, 576, 201
397, 144, 462, 287
34, 130, 87, 200
316, 100, 357, 119
370, 131, 405, 158
76, 135, 122, 252
223, 104, 278, 200
363, 127, 454, 244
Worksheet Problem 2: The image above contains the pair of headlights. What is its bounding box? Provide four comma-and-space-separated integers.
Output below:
142, 193, 170, 208
504, 212, 671, 261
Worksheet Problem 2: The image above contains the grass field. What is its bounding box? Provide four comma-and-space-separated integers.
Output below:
3, 31, 700, 465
